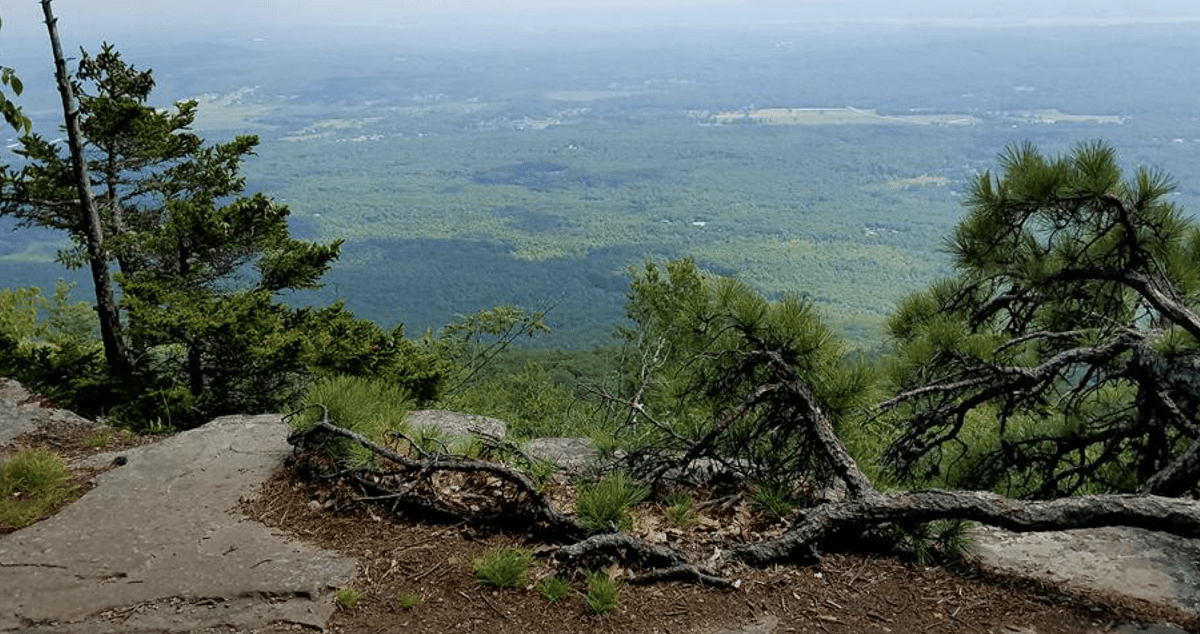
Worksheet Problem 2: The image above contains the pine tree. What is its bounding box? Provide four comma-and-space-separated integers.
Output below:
882, 141, 1200, 498
612, 258, 875, 491
2, 41, 342, 426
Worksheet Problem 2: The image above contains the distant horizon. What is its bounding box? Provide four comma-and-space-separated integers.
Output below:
3, 0, 1199, 51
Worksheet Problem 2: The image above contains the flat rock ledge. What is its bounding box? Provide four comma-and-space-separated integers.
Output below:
969, 525, 1200, 624
0, 414, 357, 633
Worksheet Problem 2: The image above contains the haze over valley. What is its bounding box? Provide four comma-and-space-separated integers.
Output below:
2, 2, 1199, 347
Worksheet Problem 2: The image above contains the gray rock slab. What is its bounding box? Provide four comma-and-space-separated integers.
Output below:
405, 409, 506, 440
969, 525, 1200, 620
0, 414, 358, 633
526, 436, 599, 471
0, 378, 101, 446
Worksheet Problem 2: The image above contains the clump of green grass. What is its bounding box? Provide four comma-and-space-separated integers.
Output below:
750, 481, 796, 519
395, 592, 422, 609
576, 470, 650, 533
85, 432, 110, 449
291, 375, 414, 469
472, 546, 535, 588
584, 571, 621, 615
663, 491, 701, 527
335, 586, 362, 608
0, 447, 79, 530
536, 575, 572, 603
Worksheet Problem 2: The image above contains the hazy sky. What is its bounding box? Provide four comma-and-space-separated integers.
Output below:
1, 0, 1197, 64
4, 0, 1199, 41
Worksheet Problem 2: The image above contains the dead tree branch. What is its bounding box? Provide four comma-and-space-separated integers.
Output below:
730, 490, 1200, 566
554, 533, 733, 587
287, 415, 583, 536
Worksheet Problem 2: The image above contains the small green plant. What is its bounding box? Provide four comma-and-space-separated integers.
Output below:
0, 447, 80, 530
335, 586, 362, 608
751, 481, 796, 519
524, 455, 558, 490
536, 575, 572, 603
143, 417, 176, 436
576, 470, 650, 533
864, 520, 975, 565
472, 546, 535, 588
395, 592, 422, 609
663, 491, 700, 527
84, 432, 110, 449
584, 571, 621, 615
292, 375, 414, 469
83, 428, 130, 449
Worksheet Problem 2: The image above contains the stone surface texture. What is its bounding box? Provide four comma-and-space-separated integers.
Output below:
404, 409, 506, 440
0, 413, 357, 633
969, 525, 1200, 620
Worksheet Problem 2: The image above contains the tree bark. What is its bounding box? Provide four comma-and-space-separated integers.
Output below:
40, 0, 130, 374
729, 489, 1200, 566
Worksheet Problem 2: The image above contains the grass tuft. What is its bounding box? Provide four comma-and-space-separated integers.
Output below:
536, 575, 573, 602
750, 481, 796, 519
0, 447, 79, 530
576, 470, 649, 533
664, 491, 701, 527
395, 592, 422, 609
472, 546, 535, 588
584, 571, 621, 615
336, 586, 362, 608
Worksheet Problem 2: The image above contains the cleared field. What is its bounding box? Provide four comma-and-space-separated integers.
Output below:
190, 88, 282, 130
698, 107, 981, 126
879, 175, 953, 190
1006, 109, 1124, 124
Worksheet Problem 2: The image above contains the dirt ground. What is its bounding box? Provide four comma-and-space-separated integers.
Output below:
6, 418, 1196, 634
239, 463, 1196, 634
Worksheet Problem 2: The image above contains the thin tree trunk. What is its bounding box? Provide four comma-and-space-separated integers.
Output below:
40, 0, 130, 373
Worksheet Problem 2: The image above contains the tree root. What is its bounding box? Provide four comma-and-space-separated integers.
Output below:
288, 417, 583, 536
554, 533, 734, 587
730, 489, 1200, 566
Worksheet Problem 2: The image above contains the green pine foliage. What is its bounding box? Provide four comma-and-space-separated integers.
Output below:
292, 375, 415, 470
438, 360, 593, 440
613, 258, 878, 491
882, 141, 1200, 498
0, 283, 104, 408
